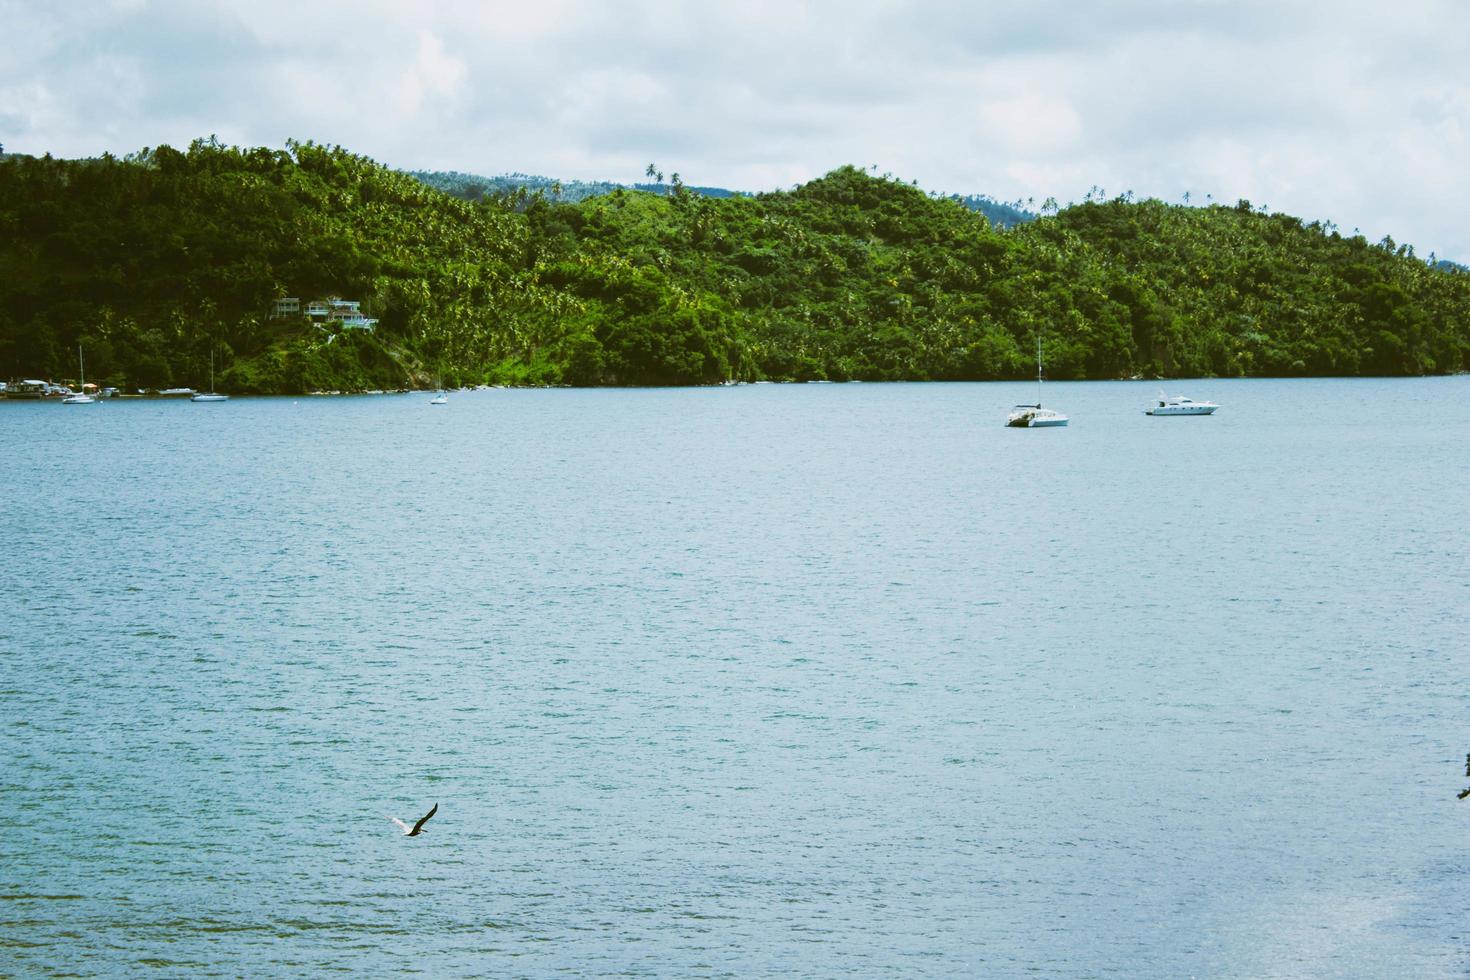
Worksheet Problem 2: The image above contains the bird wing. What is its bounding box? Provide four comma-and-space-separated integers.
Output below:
411, 803, 438, 834
390, 816, 412, 833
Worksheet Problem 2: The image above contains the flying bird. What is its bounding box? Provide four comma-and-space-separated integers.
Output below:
390, 803, 438, 836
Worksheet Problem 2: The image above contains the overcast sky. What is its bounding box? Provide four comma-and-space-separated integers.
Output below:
3, 0, 1467, 258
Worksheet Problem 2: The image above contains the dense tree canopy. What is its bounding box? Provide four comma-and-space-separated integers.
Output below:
1, 144, 1465, 393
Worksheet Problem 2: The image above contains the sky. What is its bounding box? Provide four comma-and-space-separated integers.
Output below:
3, 0, 1468, 259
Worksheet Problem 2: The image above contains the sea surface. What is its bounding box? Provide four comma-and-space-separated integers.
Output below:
3, 378, 1468, 978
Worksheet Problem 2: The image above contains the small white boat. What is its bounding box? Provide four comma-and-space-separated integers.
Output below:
61, 345, 97, 404
1006, 335, 1068, 427
1006, 405, 1068, 427
1146, 392, 1218, 416
191, 351, 229, 402
429, 391, 448, 405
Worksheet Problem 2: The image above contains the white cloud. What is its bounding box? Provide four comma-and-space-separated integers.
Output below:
391, 31, 468, 117
0, 81, 62, 134
976, 92, 1083, 156
2, 0, 1469, 257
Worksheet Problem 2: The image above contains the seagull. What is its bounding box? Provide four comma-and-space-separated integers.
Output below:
389, 803, 438, 836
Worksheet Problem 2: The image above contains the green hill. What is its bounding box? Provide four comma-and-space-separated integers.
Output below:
1, 141, 1465, 392
406, 168, 1035, 228
407, 169, 744, 205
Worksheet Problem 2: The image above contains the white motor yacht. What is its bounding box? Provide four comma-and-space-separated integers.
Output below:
1146, 392, 1218, 416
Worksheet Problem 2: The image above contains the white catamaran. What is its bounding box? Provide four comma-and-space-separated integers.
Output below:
1006, 335, 1068, 428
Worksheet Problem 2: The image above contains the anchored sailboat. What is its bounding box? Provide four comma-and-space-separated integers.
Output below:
1006, 335, 1068, 428
61, 345, 97, 404
192, 351, 228, 402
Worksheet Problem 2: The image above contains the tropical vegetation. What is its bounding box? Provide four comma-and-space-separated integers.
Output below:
1, 139, 1465, 392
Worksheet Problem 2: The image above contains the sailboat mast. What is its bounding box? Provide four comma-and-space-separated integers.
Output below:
1036, 334, 1043, 407
78, 344, 84, 387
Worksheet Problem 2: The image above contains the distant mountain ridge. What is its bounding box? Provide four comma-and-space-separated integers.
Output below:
405, 170, 742, 204
406, 169, 1038, 228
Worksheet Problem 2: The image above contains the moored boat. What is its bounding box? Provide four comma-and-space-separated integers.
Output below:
61, 346, 98, 404
4, 380, 50, 399
1006, 335, 1069, 428
191, 351, 229, 402
1006, 405, 1069, 427
1146, 392, 1218, 416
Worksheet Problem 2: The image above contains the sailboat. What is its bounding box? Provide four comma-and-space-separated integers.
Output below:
1006, 334, 1068, 427
61, 345, 97, 404
191, 351, 229, 402
429, 374, 447, 405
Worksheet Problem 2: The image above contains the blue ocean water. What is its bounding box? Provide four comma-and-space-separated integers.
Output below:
2, 378, 1468, 977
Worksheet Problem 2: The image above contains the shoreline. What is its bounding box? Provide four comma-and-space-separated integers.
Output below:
3, 373, 1467, 402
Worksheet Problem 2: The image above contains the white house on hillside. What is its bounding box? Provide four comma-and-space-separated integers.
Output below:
271, 296, 378, 330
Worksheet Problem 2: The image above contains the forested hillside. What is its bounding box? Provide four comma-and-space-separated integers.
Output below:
408, 169, 742, 205
409, 167, 1036, 228
1, 140, 1466, 392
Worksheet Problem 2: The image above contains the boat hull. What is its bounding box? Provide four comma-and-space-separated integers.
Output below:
1145, 406, 1217, 416
5, 381, 48, 399
1007, 410, 1069, 427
